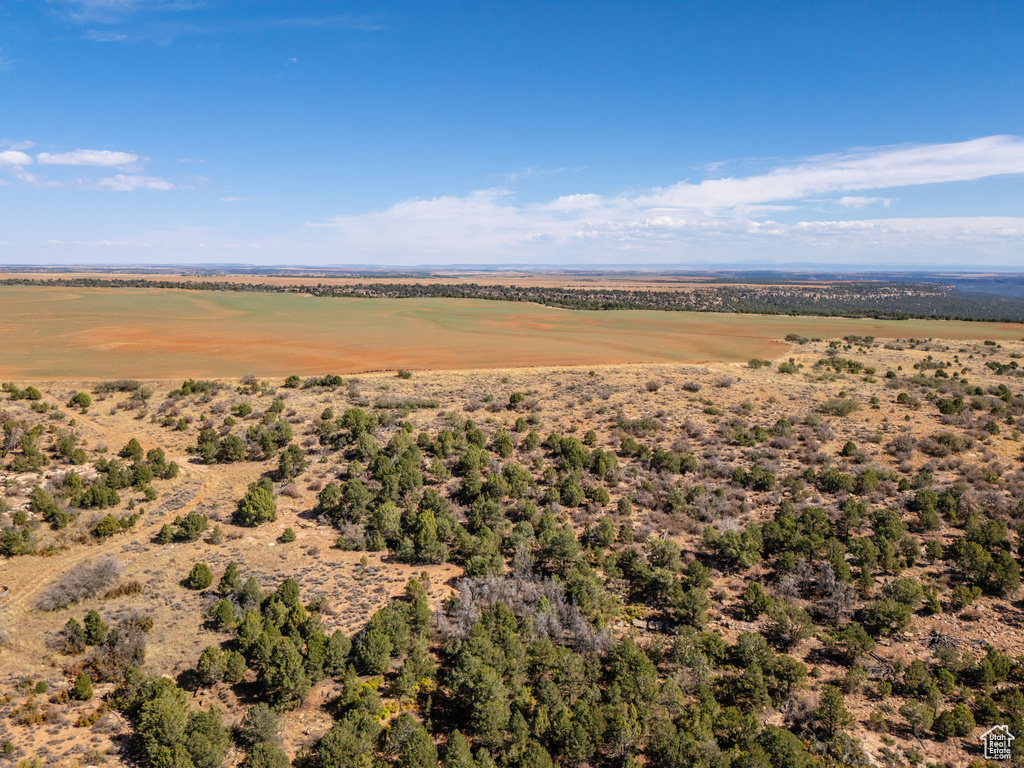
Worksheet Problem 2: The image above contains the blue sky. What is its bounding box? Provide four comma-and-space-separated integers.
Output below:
1, 0, 1023, 267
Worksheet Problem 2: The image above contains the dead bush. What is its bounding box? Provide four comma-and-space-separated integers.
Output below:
887, 431, 916, 456
104, 580, 144, 600
36, 558, 121, 611
682, 418, 705, 438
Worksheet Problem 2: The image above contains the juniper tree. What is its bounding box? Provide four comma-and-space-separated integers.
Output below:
235, 483, 277, 527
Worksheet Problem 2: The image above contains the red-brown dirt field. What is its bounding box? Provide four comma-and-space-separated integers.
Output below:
0, 285, 1021, 379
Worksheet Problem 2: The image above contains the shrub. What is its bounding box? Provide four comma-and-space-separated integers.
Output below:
188, 562, 214, 590
818, 398, 860, 417
31, 487, 70, 529
91, 514, 124, 539
70, 672, 93, 701
235, 483, 277, 527
174, 511, 209, 541
67, 392, 92, 411
36, 558, 121, 611
119, 438, 144, 461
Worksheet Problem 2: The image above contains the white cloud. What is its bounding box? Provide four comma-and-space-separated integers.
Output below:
838, 196, 893, 209
52, 0, 202, 23
305, 135, 1024, 263
95, 174, 177, 191
37, 149, 140, 167
636, 135, 1024, 212
0, 140, 34, 151
0, 150, 33, 166
544, 193, 608, 212
10, 167, 62, 188
220, 196, 254, 202
498, 166, 567, 184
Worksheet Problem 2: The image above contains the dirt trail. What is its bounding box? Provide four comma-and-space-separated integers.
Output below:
0, 470, 210, 617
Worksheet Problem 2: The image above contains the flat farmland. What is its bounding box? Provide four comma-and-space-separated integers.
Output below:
0, 285, 1021, 378
0, 269, 781, 291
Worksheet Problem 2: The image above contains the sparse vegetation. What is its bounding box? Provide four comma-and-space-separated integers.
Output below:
4, 330, 1024, 766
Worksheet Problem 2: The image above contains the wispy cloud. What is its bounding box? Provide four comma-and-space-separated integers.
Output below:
49, 0, 384, 44
220, 196, 254, 202
637, 135, 1024, 213
306, 135, 1024, 263
496, 166, 568, 184
95, 174, 178, 191
11, 168, 62, 188
50, 0, 203, 24
37, 149, 141, 167
84, 29, 129, 41
839, 196, 893, 209
0, 140, 36, 151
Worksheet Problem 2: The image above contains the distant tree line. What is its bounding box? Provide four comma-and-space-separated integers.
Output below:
5, 276, 1024, 322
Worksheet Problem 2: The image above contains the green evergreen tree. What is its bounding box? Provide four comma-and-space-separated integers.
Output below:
388, 713, 438, 768
188, 562, 214, 590
463, 664, 510, 747
84, 610, 107, 645
324, 631, 353, 677
240, 741, 289, 768
71, 671, 93, 701
61, 617, 86, 654
68, 392, 92, 411
222, 651, 248, 685
813, 686, 853, 738
235, 484, 277, 527
210, 598, 236, 630
120, 438, 144, 461
238, 703, 282, 746
184, 707, 230, 768
258, 638, 310, 707
355, 626, 393, 675
197, 646, 224, 687
278, 443, 307, 480
443, 730, 475, 768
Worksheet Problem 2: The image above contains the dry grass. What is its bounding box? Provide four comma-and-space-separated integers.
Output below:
2, 334, 1024, 765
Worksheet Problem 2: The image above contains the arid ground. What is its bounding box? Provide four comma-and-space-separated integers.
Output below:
3, 331, 1024, 767
1, 285, 1022, 379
